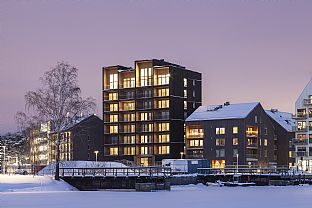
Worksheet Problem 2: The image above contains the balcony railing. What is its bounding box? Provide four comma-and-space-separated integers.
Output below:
296, 152, 308, 157
246, 154, 258, 159
292, 138, 308, 145
246, 143, 258, 148
187, 134, 204, 139
246, 132, 258, 137
296, 127, 308, 132
293, 113, 307, 119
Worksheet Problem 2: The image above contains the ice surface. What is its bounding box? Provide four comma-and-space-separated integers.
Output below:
1, 183, 312, 208
0, 175, 76, 192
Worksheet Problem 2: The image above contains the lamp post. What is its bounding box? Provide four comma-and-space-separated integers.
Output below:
236, 153, 239, 174
180, 152, 184, 160
1, 146, 6, 174
94, 150, 99, 162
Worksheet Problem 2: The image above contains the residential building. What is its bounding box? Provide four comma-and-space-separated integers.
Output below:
185, 102, 275, 168
293, 78, 312, 172
29, 122, 51, 166
265, 109, 295, 168
102, 59, 202, 166
49, 115, 104, 163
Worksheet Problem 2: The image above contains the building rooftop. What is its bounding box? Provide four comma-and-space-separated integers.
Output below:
60, 114, 99, 132
265, 109, 295, 132
186, 102, 260, 122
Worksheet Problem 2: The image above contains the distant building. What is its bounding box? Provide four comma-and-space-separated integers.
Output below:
102, 59, 202, 166
293, 78, 312, 172
49, 115, 104, 163
185, 102, 276, 168
265, 109, 295, 168
29, 122, 51, 166
29, 115, 104, 167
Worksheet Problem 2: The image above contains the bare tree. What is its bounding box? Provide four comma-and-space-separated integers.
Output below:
24, 61, 96, 180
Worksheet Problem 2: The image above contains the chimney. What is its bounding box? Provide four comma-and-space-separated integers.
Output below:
224, 101, 230, 106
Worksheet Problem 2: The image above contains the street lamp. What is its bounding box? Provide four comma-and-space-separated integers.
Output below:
236, 153, 239, 174
94, 150, 99, 162
180, 152, 184, 160
1, 146, 6, 174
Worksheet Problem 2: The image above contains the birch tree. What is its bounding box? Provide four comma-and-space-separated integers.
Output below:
24, 62, 96, 180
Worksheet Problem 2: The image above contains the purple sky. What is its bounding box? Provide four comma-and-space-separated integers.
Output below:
1, 1, 312, 134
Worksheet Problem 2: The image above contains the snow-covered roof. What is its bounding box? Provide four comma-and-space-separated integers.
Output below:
60, 115, 96, 131
295, 78, 312, 109
186, 102, 260, 122
265, 110, 295, 132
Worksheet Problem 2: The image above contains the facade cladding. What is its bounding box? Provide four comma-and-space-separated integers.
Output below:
185, 102, 294, 168
102, 59, 202, 166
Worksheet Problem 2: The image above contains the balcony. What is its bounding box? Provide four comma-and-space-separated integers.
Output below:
103, 85, 118, 91
296, 152, 308, 157
246, 154, 258, 161
303, 99, 312, 106
187, 134, 204, 139
246, 143, 258, 149
292, 138, 308, 145
293, 113, 307, 120
295, 127, 308, 132
246, 132, 258, 137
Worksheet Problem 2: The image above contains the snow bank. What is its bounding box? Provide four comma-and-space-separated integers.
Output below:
38, 160, 127, 175
0, 175, 76, 192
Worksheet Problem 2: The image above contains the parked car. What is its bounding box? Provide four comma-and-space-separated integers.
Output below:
15, 169, 28, 175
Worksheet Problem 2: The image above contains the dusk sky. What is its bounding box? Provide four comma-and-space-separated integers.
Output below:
0, 0, 312, 134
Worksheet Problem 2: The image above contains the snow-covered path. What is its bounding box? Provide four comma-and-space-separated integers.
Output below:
1, 184, 312, 208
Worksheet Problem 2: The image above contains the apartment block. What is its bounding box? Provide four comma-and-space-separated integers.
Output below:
293, 78, 312, 172
102, 59, 202, 166
185, 102, 276, 168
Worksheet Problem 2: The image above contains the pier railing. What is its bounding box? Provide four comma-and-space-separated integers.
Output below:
197, 167, 289, 175
59, 166, 172, 177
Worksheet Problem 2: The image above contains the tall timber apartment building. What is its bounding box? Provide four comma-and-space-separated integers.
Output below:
294, 78, 312, 172
102, 59, 202, 166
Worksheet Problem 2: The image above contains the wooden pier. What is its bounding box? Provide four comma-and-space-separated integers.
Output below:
59, 166, 172, 191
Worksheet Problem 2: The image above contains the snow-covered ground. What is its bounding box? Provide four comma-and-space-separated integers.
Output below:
0, 175, 76, 192
1, 176, 312, 208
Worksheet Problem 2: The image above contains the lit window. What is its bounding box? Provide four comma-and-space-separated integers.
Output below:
216, 128, 225, 135
123, 102, 135, 111
158, 134, 170, 143
123, 136, 135, 144
140, 135, 152, 143
158, 123, 169, 131
140, 68, 152, 86
109, 147, 118, 155
108, 93, 118, 100
157, 100, 169, 108
233, 127, 238, 134
216, 138, 225, 146
233, 138, 238, 145
140, 112, 152, 121
264, 139, 268, 146
184, 78, 187, 87
123, 113, 135, 122
140, 146, 149, 155
158, 88, 169, 97
158, 145, 170, 154
184, 101, 187, 110
109, 103, 118, 111
109, 74, 118, 89
157, 74, 170, 85
184, 89, 187, 98
123, 147, 135, 155
189, 128, 204, 137
123, 77, 135, 88
109, 114, 118, 122
142, 123, 153, 132
109, 125, 118, 133
189, 139, 203, 147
